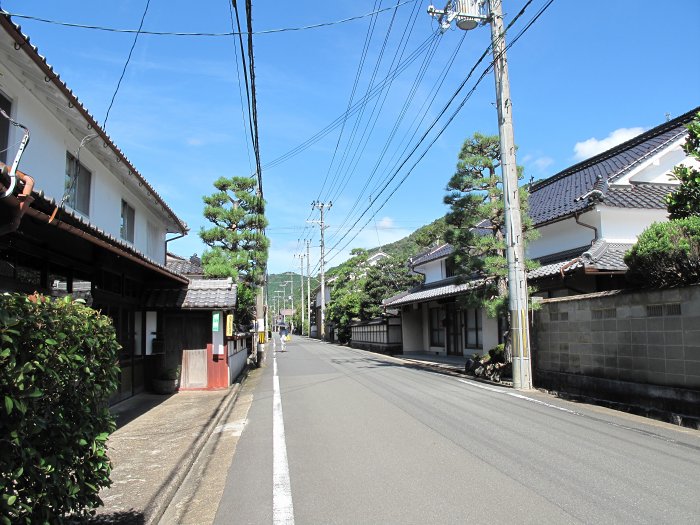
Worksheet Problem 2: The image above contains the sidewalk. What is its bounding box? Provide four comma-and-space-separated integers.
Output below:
91, 380, 243, 524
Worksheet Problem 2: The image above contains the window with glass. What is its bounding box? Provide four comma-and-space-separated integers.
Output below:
464, 307, 482, 348
429, 307, 445, 347
121, 200, 135, 243
65, 152, 91, 216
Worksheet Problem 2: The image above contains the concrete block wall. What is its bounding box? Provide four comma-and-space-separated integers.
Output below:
533, 285, 700, 418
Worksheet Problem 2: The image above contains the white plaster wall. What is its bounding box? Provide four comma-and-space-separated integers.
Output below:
598, 206, 668, 242
482, 313, 499, 352
528, 212, 600, 259
416, 259, 444, 284
616, 139, 693, 186
0, 62, 171, 264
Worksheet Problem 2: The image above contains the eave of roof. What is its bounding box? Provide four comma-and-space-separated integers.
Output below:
0, 12, 188, 235
24, 191, 187, 284
144, 278, 237, 309
528, 107, 698, 226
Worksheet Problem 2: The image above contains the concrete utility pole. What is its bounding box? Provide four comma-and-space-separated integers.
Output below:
285, 277, 294, 332
295, 253, 305, 335
428, 0, 532, 389
309, 201, 331, 339
306, 239, 311, 336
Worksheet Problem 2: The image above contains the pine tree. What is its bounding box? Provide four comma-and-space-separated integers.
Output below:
443, 132, 537, 319
200, 176, 269, 324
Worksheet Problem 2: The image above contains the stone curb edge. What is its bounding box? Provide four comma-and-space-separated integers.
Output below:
145, 366, 251, 524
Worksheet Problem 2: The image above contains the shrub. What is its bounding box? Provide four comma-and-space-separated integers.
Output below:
624, 217, 700, 287
0, 293, 120, 523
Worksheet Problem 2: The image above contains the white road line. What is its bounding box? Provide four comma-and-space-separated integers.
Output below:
456, 378, 583, 416
273, 352, 295, 524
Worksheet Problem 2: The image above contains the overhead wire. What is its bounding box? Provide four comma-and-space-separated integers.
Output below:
316, 0, 381, 202
244, 0, 263, 197
2, 1, 418, 36
322, 0, 398, 204
321, 0, 554, 269
227, 0, 254, 174
326, 5, 448, 243
103, 0, 151, 129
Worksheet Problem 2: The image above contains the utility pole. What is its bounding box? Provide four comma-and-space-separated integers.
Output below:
306, 239, 311, 337
295, 253, 305, 335
286, 277, 294, 332
428, 0, 531, 389
309, 201, 331, 339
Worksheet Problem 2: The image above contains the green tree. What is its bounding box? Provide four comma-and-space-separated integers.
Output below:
667, 112, 700, 219
624, 216, 700, 287
326, 249, 370, 343
200, 176, 269, 325
443, 132, 537, 319
360, 255, 421, 319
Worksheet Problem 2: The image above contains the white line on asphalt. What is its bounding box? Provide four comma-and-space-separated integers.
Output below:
455, 378, 584, 416
273, 352, 295, 525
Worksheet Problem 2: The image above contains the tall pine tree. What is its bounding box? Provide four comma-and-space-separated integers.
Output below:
200, 176, 269, 324
443, 132, 537, 320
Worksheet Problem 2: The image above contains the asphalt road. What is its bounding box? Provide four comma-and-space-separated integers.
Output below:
214, 337, 700, 525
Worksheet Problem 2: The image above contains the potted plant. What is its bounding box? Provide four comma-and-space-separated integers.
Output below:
152, 365, 180, 394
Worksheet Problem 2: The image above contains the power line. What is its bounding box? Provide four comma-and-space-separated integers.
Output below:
103, 0, 150, 129
2, 1, 418, 37
323, 0, 556, 267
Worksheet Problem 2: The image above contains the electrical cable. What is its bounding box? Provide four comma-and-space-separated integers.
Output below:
2, 1, 418, 37
103, 0, 151, 129
227, 0, 254, 174
323, 0, 554, 267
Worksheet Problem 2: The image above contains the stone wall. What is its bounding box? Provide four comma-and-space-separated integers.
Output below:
532, 285, 700, 419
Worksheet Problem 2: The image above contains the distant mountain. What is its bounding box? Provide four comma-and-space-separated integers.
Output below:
267, 216, 447, 299
267, 271, 319, 313
378, 216, 447, 262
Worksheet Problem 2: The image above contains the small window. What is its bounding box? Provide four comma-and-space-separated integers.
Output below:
121, 200, 135, 243
0, 92, 11, 164
464, 308, 482, 349
429, 307, 445, 347
65, 152, 92, 216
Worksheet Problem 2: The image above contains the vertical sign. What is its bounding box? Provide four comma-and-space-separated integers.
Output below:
212, 311, 221, 332
226, 314, 234, 337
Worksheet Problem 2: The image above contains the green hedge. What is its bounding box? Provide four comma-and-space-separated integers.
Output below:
0, 293, 120, 523
624, 217, 700, 287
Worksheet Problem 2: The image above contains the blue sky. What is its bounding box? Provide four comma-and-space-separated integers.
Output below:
3, 1, 699, 275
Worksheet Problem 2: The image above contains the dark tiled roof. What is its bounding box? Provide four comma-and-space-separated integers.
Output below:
383, 277, 486, 307
143, 278, 236, 309
409, 243, 453, 267
604, 185, 674, 209
528, 107, 698, 225
166, 257, 204, 276
581, 240, 633, 272
527, 245, 590, 280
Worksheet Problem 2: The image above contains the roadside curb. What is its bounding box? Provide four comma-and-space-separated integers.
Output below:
146, 366, 250, 525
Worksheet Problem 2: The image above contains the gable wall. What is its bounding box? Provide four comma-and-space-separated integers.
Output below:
0, 54, 169, 263
528, 211, 600, 259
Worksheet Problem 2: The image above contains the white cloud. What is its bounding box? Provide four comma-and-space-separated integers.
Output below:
533, 156, 554, 171
376, 216, 394, 229
573, 127, 645, 161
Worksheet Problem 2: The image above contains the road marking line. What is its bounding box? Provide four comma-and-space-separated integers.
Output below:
456, 378, 583, 416
273, 353, 295, 524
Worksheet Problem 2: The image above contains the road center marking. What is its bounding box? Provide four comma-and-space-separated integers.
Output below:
273, 351, 295, 524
